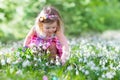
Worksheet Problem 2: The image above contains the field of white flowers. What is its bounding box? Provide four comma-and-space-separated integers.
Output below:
0, 37, 120, 80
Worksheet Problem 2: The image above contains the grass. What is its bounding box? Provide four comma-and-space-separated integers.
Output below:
0, 37, 120, 80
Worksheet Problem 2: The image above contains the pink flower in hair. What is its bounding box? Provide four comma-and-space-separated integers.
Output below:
39, 14, 57, 22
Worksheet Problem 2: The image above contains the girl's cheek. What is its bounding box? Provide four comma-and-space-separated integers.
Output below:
43, 29, 47, 32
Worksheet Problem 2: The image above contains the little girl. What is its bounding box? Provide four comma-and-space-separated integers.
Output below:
23, 6, 69, 64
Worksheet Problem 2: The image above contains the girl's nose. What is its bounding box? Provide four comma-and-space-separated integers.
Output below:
49, 29, 53, 33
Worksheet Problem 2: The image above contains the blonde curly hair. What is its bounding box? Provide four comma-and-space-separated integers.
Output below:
35, 6, 64, 35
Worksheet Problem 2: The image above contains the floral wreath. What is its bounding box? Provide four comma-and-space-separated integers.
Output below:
39, 14, 58, 22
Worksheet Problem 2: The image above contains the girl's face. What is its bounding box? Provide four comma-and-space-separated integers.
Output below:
42, 21, 57, 37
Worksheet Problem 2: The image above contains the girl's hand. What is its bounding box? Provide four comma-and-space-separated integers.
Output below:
61, 60, 66, 65
61, 52, 69, 65
60, 57, 67, 65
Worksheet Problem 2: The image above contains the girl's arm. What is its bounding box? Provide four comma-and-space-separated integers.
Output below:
23, 26, 35, 47
56, 31, 70, 64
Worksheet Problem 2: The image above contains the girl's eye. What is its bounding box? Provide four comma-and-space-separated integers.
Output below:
46, 27, 50, 29
52, 27, 55, 29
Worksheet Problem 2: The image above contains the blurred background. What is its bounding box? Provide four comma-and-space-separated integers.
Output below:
0, 0, 120, 43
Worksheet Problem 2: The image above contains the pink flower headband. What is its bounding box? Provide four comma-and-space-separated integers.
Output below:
39, 14, 58, 22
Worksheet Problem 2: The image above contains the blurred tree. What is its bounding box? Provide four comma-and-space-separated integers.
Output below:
0, 0, 120, 42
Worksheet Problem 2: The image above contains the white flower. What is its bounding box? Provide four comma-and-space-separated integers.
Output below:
34, 63, 37, 66
26, 55, 31, 59
87, 61, 98, 70
67, 66, 73, 71
50, 60, 54, 64
79, 66, 83, 70
102, 74, 105, 78
16, 7, 24, 17
84, 70, 89, 75
39, 42, 43, 46
105, 71, 116, 79
38, 58, 41, 62
45, 62, 49, 66
1, 59, 5, 65
6, 58, 11, 64
56, 56, 59, 59
81, 69, 85, 73
87, 61, 95, 67
34, 57, 37, 61
94, 67, 99, 71
16, 52, 20, 57
16, 70, 22, 75
98, 77, 104, 80
83, 57, 87, 63
78, 58, 83, 62
17, 58, 22, 62
12, 60, 19, 64
22, 60, 31, 67
102, 67, 108, 71
76, 70, 79, 75
116, 64, 120, 70
31, 48, 37, 53
55, 61, 60, 66
0, 52, 4, 55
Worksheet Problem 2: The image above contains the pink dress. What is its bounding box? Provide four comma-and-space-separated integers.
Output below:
29, 32, 62, 57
